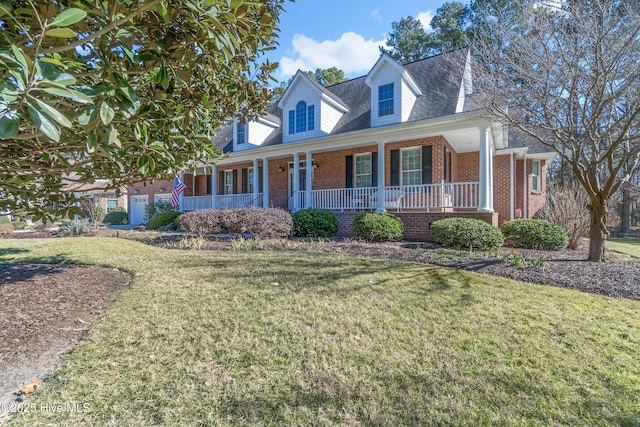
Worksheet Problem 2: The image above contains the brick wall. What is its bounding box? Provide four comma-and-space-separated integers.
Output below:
493, 154, 511, 225
334, 211, 499, 241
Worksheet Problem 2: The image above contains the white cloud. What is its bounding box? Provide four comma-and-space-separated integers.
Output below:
371, 8, 382, 22
417, 10, 434, 31
278, 32, 387, 80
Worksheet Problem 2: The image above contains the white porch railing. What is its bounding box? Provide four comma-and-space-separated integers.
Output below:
182, 196, 212, 211
182, 193, 263, 210
216, 193, 263, 209
303, 182, 479, 211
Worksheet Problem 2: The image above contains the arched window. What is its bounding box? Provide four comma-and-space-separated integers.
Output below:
288, 100, 315, 134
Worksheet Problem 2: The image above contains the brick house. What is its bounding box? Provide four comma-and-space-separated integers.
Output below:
129, 49, 555, 239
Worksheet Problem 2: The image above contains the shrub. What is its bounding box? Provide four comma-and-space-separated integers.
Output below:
0, 215, 10, 224
353, 212, 403, 241
103, 211, 128, 225
430, 217, 504, 251
502, 218, 568, 250
58, 218, 93, 236
147, 200, 173, 222
11, 222, 27, 230
536, 181, 589, 249
149, 211, 181, 230
293, 208, 339, 237
179, 208, 293, 239
114, 206, 126, 212
0, 223, 14, 235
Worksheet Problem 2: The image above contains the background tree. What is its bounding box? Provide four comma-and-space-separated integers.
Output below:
471, 0, 640, 261
430, 2, 471, 52
0, 0, 288, 220
380, 16, 435, 63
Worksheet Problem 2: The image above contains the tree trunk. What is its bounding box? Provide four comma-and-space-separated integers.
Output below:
619, 182, 631, 236
587, 200, 608, 262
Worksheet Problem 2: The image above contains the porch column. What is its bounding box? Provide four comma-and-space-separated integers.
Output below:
478, 126, 494, 212
262, 158, 269, 208
178, 171, 185, 212
305, 151, 313, 209
293, 152, 300, 211
211, 165, 217, 209
253, 158, 260, 207
376, 140, 386, 212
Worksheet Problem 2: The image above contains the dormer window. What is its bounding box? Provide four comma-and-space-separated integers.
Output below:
378, 83, 394, 117
237, 123, 246, 145
288, 101, 315, 134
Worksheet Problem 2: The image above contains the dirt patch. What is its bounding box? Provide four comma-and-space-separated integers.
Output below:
0, 264, 130, 425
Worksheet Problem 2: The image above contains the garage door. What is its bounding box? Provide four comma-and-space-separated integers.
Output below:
130, 195, 148, 225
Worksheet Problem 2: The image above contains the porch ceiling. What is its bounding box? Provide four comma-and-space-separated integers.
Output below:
441, 127, 481, 154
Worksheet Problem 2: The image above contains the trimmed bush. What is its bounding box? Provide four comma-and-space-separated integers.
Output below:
58, 218, 93, 236
11, 222, 27, 230
293, 208, 339, 237
149, 211, 181, 230
179, 208, 293, 239
353, 212, 403, 241
502, 218, 568, 250
0, 223, 14, 235
430, 217, 504, 251
103, 211, 128, 225
0, 215, 10, 224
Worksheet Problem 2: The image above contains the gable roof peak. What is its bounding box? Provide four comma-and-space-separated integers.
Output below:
365, 52, 422, 96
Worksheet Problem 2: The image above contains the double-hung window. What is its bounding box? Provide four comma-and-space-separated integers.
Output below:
378, 83, 394, 117
401, 147, 421, 186
248, 167, 254, 193
289, 101, 315, 134
355, 153, 372, 188
531, 160, 541, 192
106, 199, 118, 213
236, 123, 246, 145
224, 170, 234, 195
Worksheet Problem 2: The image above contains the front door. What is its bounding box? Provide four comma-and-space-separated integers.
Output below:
130, 195, 148, 225
288, 162, 307, 210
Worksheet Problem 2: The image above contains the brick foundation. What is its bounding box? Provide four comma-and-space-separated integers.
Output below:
334, 210, 499, 241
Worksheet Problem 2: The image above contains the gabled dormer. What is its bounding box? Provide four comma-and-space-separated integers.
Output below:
278, 71, 349, 143
233, 113, 280, 151
365, 53, 422, 128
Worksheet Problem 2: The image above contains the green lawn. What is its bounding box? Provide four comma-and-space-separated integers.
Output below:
608, 237, 640, 258
2, 237, 639, 426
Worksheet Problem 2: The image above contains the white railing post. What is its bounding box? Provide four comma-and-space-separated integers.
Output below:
262, 158, 269, 208
377, 141, 386, 212
293, 153, 300, 211
305, 151, 313, 209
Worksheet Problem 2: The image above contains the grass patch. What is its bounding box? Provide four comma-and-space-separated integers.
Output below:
608, 237, 640, 258
2, 237, 639, 425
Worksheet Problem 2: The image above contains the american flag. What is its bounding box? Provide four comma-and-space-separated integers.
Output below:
170, 176, 187, 208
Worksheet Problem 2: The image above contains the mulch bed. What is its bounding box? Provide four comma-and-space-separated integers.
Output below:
0, 263, 129, 424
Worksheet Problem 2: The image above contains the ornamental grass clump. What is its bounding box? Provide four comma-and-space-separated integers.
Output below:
502, 218, 568, 251
430, 217, 504, 251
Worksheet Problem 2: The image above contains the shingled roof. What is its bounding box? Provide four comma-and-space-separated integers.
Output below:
213, 48, 471, 151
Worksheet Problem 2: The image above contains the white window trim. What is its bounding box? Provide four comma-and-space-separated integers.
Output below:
378, 83, 394, 117
531, 160, 541, 192
400, 147, 422, 186
236, 122, 246, 145
354, 153, 373, 188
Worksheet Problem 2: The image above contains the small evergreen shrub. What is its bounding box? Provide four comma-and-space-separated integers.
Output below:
0, 216, 10, 224
58, 218, 93, 236
353, 212, 403, 241
103, 211, 128, 225
11, 222, 27, 230
149, 211, 181, 230
179, 208, 293, 239
430, 217, 504, 251
502, 218, 568, 250
0, 223, 14, 235
293, 208, 339, 237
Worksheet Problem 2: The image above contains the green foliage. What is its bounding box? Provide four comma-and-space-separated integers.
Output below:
0, 1, 287, 221
149, 211, 181, 230
180, 208, 293, 239
502, 219, 568, 251
381, 16, 435, 63
147, 200, 173, 222
353, 212, 403, 242
103, 211, 128, 225
11, 221, 27, 230
113, 206, 126, 213
0, 223, 14, 234
58, 218, 92, 236
293, 208, 339, 238
430, 217, 504, 251
0, 216, 9, 224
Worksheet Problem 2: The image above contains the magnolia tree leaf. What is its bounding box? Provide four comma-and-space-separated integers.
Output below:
0, 114, 19, 138
50, 8, 87, 27
45, 28, 78, 38
100, 102, 115, 125
28, 105, 61, 141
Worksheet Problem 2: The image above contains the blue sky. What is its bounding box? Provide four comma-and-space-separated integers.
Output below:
265, 0, 468, 82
